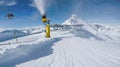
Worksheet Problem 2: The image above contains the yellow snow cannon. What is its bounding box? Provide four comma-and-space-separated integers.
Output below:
42, 14, 47, 23
41, 14, 51, 38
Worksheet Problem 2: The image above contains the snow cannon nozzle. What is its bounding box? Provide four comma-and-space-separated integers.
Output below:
42, 14, 46, 18
42, 14, 47, 23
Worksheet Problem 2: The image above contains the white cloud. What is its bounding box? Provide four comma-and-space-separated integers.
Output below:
7, 1, 17, 6
0, 0, 17, 6
29, 3, 36, 7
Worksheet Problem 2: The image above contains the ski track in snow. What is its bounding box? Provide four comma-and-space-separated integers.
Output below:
18, 31, 120, 67
0, 30, 120, 67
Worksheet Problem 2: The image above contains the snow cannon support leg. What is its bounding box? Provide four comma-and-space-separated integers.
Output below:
45, 24, 50, 38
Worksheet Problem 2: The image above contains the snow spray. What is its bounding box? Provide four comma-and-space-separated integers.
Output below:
34, 0, 46, 15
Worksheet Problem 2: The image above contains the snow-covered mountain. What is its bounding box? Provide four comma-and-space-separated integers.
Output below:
62, 14, 120, 35
0, 26, 45, 42
62, 14, 85, 25
20, 26, 45, 34
0, 30, 28, 42
91, 23, 120, 42
0, 28, 4, 32
92, 23, 120, 37
62, 14, 120, 41
62, 14, 97, 35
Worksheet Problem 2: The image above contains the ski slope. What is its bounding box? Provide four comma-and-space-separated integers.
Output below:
0, 30, 120, 67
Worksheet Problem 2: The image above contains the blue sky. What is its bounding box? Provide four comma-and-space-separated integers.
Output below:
0, 0, 120, 28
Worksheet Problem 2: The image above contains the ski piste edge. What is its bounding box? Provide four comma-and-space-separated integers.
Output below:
0, 37, 55, 46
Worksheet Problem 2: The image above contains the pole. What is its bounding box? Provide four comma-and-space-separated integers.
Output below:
14, 31, 18, 43
45, 20, 50, 38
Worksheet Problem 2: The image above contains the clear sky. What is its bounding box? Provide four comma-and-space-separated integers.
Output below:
0, 0, 120, 28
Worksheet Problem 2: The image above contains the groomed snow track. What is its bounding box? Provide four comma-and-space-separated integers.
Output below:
18, 36, 120, 67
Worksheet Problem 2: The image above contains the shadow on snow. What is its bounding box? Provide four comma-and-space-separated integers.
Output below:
70, 29, 103, 41
0, 38, 61, 67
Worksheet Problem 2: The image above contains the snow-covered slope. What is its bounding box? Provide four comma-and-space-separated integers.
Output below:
0, 30, 120, 67
91, 23, 120, 43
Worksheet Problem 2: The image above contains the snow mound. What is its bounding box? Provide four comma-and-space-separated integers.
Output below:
63, 14, 97, 35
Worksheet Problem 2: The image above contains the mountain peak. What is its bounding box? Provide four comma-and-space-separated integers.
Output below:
62, 14, 97, 35
71, 14, 77, 19
62, 14, 84, 25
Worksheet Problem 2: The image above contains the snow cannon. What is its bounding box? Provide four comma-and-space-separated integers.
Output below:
41, 14, 51, 38
42, 14, 47, 23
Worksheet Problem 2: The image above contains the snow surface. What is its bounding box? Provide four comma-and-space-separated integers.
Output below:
0, 30, 120, 67
0, 15, 120, 67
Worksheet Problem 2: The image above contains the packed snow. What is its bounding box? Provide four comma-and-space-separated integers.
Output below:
0, 15, 120, 67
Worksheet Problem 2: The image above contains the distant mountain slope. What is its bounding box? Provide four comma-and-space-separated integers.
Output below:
0, 28, 4, 32
0, 26, 45, 42
0, 30, 28, 42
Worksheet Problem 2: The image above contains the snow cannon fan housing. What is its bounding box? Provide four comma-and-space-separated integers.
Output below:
42, 14, 47, 23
